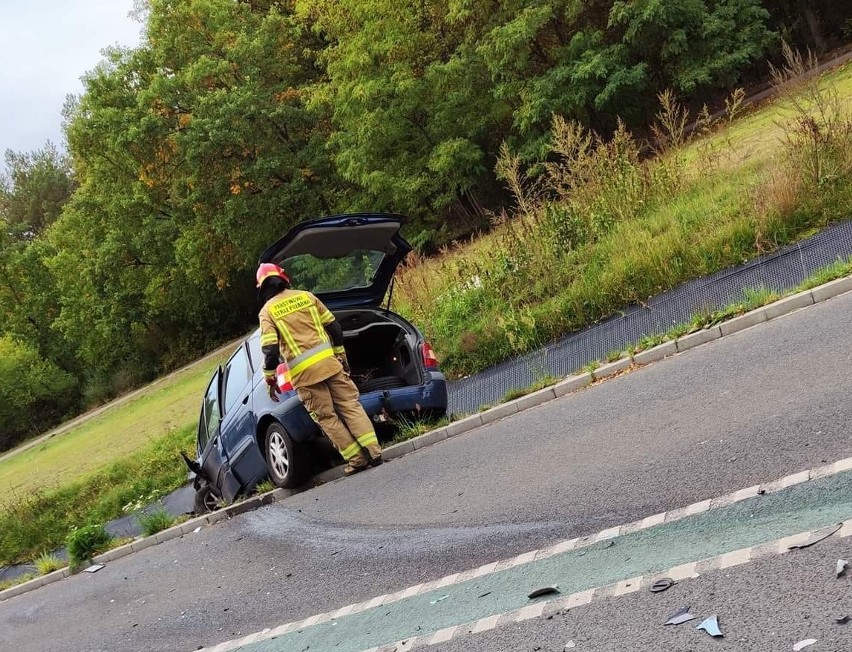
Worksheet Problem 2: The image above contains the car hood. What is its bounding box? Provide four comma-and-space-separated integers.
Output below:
258, 213, 412, 309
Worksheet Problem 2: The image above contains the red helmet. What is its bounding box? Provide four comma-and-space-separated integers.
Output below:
256, 263, 290, 288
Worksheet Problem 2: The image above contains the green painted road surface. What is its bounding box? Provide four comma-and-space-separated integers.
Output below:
232, 470, 852, 652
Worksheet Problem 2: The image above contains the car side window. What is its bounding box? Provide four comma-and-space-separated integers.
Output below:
203, 373, 221, 443
223, 347, 251, 414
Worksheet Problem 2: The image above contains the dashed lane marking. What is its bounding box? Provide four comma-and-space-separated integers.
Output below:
203, 457, 852, 652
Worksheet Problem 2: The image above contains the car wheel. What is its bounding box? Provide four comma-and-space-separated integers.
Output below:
264, 422, 305, 488
358, 375, 406, 393
194, 483, 220, 514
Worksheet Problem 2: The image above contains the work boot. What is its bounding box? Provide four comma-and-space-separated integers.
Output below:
364, 443, 383, 464
344, 461, 368, 476
344, 451, 369, 476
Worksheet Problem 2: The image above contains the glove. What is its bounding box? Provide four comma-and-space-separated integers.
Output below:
336, 354, 351, 375
265, 376, 280, 402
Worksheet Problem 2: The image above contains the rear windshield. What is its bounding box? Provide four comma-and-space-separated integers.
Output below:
283, 250, 384, 294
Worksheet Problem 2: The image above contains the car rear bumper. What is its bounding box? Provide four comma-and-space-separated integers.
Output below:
359, 372, 448, 418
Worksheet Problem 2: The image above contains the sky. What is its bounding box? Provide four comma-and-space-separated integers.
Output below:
0, 1, 142, 155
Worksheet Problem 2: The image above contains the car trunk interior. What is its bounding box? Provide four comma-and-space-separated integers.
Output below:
335, 310, 421, 393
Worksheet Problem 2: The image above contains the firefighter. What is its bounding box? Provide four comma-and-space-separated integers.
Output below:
256, 263, 382, 475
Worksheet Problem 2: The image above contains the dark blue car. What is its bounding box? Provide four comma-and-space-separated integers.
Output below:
188, 214, 448, 512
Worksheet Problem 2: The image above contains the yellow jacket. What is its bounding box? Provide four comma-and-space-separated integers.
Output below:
259, 289, 343, 387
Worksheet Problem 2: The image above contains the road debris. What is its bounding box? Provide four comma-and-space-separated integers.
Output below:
650, 578, 676, 593
430, 595, 449, 605
836, 559, 849, 579
477, 591, 492, 599
564, 641, 576, 649
788, 524, 842, 550
835, 615, 850, 624
528, 586, 560, 599
793, 639, 817, 651
664, 606, 696, 626
84, 564, 105, 573
193, 527, 202, 534
696, 615, 723, 638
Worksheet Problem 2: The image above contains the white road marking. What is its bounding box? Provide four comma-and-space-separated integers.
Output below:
200, 456, 852, 652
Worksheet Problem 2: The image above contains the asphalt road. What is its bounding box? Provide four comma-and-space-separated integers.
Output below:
2, 291, 852, 652
431, 536, 852, 652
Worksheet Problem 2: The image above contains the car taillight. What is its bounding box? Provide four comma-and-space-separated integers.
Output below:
422, 342, 439, 370
276, 363, 294, 392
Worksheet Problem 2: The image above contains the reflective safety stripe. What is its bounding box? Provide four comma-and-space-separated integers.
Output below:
288, 343, 334, 377
263, 368, 276, 379
309, 307, 329, 342
340, 441, 362, 461
276, 320, 302, 357
260, 332, 278, 346
320, 310, 335, 325
356, 432, 379, 448
332, 345, 346, 355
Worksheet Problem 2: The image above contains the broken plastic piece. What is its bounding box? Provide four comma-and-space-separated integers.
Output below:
84, 564, 105, 573
528, 586, 560, 599
696, 615, 723, 637
835, 615, 850, 624
788, 524, 842, 550
665, 606, 696, 626
793, 639, 817, 651
193, 526, 202, 534
430, 595, 449, 605
650, 578, 676, 593
564, 642, 576, 650
836, 559, 849, 579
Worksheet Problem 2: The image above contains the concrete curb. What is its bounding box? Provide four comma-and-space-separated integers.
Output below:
2, 276, 850, 603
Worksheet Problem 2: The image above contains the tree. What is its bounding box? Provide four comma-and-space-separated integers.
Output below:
56, 0, 340, 380
0, 146, 76, 373
301, 0, 511, 235
0, 335, 78, 452
304, 0, 775, 232
0, 143, 75, 238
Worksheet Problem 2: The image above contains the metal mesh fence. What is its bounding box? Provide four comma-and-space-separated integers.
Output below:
447, 220, 852, 414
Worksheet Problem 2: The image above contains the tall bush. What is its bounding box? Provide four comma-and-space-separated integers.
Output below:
0, 335, 77, 451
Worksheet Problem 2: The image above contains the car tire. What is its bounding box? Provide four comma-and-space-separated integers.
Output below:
264, 422, 305, 489
359, 375, 407, 393
194, 483, 220, 514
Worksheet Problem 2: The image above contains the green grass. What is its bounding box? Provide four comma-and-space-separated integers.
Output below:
0, 573, 36, 591
390, 415, 453, 445
254, 479, 275, 495
66, 523, 113, 570
34, 552, 64, 575
501, 375, 560, 403
136, 508, 176, 537
0, 423, 195, 566
396, 60, 852, 381
0, 348, 230, 495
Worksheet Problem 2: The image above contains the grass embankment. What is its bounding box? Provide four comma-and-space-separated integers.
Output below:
0, 342, 233, 567
0, 349, 229, 495
396, 56, 852, 380
0, 424, 195, 566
